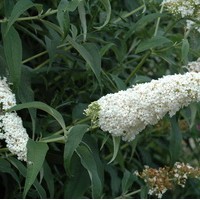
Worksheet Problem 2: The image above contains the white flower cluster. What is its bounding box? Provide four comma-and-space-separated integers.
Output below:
162, 0, 200, 17
0, 78, 28, 161
85, 72, 200, 141
162, 0, 200, 32
185, 58, 200, 72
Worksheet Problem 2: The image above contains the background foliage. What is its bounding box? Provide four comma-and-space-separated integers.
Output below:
1, 0, 200, 198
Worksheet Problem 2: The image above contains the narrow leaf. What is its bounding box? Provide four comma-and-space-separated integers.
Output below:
76, 145, 102, 198
17, 66, 36, 137
64, 124, 89, 172
8, 157, 47, 198
5, 0, 34, 34
181, 38, 189, 65
9, 101, 67, 136
108, 136, 121, 164
94, 0, 111, 30
67, 36, 101, 84
57, 0, 70, 38
2, 24, 22, 88
0, 158, 20, 186
135, 36, 172, 54
78, 0, 87, 41
23, 139, 49, 198
64, 155, 90, 198
43, 161, 55, 198
169, 116, 182, 166
60, 0, 80, 12
122, 169, 135, 194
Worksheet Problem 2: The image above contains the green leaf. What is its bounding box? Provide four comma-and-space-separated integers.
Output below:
43, 161, 54, 198
0, 158, 20, 186
78, 0, 87, 42
5, 0, 35, 34
64, 124, 89, 173
60, 0, 80, 12
57, 0, 70, 38
121, 169, 135, 194
125, 13, 165, 40
94, 0, 111, 30
108, 136, 121, 164
67, 36, 101, 84
76, 145, 103, 198
23, 139, 49, 198
64, 155, 90, 198
169, 116, 182, 166
8, 157, 47, 198
2, 24, 22, 88
189, 103, 197, 129
135, 36, 172, 54
9, 101, 67, 136
105, 165, 121, 197
181, 38, 189, 65
17, 66, 36, 136
110, 74, 126, 90
100, 43, 115, 56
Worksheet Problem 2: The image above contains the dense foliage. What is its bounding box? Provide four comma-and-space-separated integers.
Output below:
1, 0, 200, 198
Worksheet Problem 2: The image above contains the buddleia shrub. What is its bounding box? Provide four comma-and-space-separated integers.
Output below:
1, 0, 200, 198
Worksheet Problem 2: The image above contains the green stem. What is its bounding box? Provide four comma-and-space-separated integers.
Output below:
116, 189, 141, 198
113, 5, 145, 24
40, 117, 90, 143
22, 44, 72, 65
75, 117, 91, 124
40, 136, 65, 143
0, 9, 58, 23
22, 51, 47, 64
33, 59, 50, 71
154, 3, 164, 37
125, 51, 151, 84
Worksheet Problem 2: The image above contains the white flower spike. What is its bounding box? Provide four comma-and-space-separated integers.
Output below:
85, 72, 200, 141
0, 77, 29, 161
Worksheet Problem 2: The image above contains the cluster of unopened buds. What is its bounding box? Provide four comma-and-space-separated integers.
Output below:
135, 162, 200, 198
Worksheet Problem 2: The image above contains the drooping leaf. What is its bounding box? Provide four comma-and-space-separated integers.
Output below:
9, 101, 67, 136
23, 139, 49, 198
5, 0, 35, 34
60, 0, 80, 12
108, 136, 121, 164
124, 13, 165, 40
64, 124, 89, 172
0, 158, 20, 186
67, 36, 101, 84
64, 155, 90, 198
57, 0, 70, 38
181, 38, 189, 65
76, 145, 103, 198
121, 169, 135, 194
17, 65, 36, 136
169, 116, 182, 166
135, 36, 172, 54
105, 165, 121, 197
94, 0, 111, 30
43, 161, 54, 198
2, 24, 22, 88
8, 157, 47, 198
78, 0, 87, 41
110, 74, 126, 90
